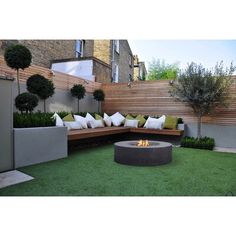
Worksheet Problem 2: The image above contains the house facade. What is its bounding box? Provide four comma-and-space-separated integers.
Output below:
133, 55, 147, 81
0, 40, 135, 83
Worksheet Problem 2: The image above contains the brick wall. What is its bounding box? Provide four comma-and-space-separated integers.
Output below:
93, 58, 112, 83
0, 40, 76, 68
93, 40, 112, 65
116, 40, 133, 83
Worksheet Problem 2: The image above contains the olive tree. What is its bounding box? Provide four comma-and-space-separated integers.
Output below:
4, 44, 32, 95
70, 84, 86, 112
93, 89, 105, 113
170, 61, 235, 138
27, 74, 55, 112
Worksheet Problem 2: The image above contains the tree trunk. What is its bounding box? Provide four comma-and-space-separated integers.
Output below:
16, 69, 20, 95
98, 101, 100, 113
197, 115, 202, 139
78, 99, 80, 113
44, 99, 46, 113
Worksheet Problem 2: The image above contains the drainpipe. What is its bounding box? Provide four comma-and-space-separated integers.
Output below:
111, 40, 115, 83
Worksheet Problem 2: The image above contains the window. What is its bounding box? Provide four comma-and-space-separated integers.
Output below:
129, 54, 133, 67
76, 40, 84, 57
113, 64, 119, 83
114, 40, 119, 53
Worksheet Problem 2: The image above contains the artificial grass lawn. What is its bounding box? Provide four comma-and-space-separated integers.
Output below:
0, 145, 236, 196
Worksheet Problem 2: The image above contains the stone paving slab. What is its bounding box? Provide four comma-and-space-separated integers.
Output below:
214, 147, 236, 154
0, 170, 34, 189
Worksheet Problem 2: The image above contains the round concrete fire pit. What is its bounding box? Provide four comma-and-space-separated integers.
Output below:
114, 140, 172, 166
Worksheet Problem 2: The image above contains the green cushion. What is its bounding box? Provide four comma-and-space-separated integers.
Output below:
126, 114, 135, 120
62, 113, 74, 121
95, 113, 103, 120
95, 113, 105, 125
163, 115, 178, 129
135, 114, 146, 127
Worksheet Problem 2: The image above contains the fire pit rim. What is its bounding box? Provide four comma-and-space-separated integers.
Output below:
114, 140, 172, 149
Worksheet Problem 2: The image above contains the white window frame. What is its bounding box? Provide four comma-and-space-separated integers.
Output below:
76, 40, 84, 57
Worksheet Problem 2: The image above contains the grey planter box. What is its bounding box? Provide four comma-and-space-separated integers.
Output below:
14, 126, 68, 168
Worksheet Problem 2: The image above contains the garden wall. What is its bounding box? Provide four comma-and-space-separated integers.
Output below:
0, 56, 102, 113
0, 77, 14, 172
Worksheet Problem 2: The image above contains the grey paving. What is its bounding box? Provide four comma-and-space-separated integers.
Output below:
0, 170, 34, 189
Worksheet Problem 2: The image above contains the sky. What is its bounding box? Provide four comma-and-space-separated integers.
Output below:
128, 40, 236, 72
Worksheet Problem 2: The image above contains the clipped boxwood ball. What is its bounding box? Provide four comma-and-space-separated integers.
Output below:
15, 92, 39, 113
4, 44, 32, 70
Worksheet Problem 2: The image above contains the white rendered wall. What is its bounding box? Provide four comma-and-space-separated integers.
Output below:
51, 60, 95, 81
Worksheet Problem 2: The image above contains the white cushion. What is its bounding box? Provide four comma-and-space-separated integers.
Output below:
124, 119, 139, 128
103, 113, 112, 127
157, 115, 166, 124
144, 117, 163, 129
89, 119, 105, 128
85, 113, 96, 127
144, 115, 166, 129
74, 115, 88, 129
110, 112, 125, 127
64, 121, 83, 130
52, 112, 64, 127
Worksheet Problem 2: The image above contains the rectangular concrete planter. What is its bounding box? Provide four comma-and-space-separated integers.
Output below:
14, 126, 68, 168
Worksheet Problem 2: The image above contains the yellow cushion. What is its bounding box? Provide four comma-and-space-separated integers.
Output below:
135, 114, 146, 127
62, 113, 74, 121
163, 115, 178, 129
95, 113, 103, 120
126, 114, 135, 120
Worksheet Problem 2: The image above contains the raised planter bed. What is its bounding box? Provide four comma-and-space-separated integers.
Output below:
14, 126, 67, 168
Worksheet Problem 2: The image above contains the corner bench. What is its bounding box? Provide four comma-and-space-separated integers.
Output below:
68, 127, 184, 141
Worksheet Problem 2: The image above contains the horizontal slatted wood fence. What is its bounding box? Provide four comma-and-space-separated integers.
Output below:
0, 56, 102, 93
102, 78, 236, 125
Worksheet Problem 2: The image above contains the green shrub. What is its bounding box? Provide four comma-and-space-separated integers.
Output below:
27, 74, 55, 112
181, 136, 215, 150
14, 112, 55, 128
4, 44, 32, 95
15, 92, 38, 113
70, 84, 86, 112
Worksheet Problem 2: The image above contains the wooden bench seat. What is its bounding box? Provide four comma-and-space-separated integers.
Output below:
68, 126, 184, 141
130, 127, 184, 136
68, 127, 130, 141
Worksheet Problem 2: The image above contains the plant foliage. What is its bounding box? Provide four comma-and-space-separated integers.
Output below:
27, 74, 55, 112
70, 84, 86, 99
14, 112, 55, 128
4, 44, 32, 70
181, 136, 215, 150
170, 61, 235, 138
27, 74, 55, 100
4, 44, 32, 94
15, 92, 39, 113
147, 59, 179, 80
93, 89, 105, 101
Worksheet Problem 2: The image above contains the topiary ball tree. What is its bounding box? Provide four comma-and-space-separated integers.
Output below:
93, 89, 105, 113
70, 84, 86, 112
27, 74, 55, 112
4, 44, 32, 95
15, 92, 39, 114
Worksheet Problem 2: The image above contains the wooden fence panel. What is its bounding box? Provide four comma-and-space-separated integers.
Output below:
102, 78, 236, 125
0, 56, 102, 93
